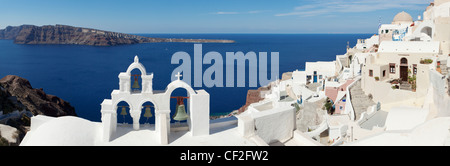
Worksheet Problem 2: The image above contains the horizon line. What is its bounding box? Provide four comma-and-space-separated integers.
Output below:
129, 32, 377, 35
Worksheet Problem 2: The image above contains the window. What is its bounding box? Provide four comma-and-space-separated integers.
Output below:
401, 58, 408, 65
319, 75, 322, 79
339, 106, 343, 110
369, 70, 373, 77
383, 70, 386, 77
390, 63, 396, 73
413, 64, 417, 75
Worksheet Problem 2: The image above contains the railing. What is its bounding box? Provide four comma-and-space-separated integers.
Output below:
305, 117, 329, 138
330, 136, 345, 146
345, 76, 362, 121
355, 105, 378, 126
429, 68, 450, 116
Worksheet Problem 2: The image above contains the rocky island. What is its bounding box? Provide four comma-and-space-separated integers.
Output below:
0, 24, 235, 46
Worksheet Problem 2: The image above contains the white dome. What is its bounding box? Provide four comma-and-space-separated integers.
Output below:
21, 116, 98, 146
392, 11, 413, 24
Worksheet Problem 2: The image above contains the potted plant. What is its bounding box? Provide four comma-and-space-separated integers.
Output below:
437, 65, 442, 73
375, 76, 380, 81
409, 75, 417, 92
390, 78, 399, 84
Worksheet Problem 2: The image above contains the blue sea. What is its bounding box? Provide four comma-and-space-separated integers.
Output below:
0, 34, 371, 123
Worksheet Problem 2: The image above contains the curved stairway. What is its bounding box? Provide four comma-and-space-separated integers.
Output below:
349, 80, 375, 121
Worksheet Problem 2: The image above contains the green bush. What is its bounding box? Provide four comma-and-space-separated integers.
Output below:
420, 59, 433, 64
323, 98, 334, 114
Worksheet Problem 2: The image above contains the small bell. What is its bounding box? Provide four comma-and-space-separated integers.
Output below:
173, 104, 189, 121
132, 78, 140, 89
144, 106, 153, 118
120, 106, 127, 124
120, 106, 127, 116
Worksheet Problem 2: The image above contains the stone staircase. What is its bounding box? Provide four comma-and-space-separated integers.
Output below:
438, 59, 450, 96
350, 80, 375, 121
448, 77, 450, 96
399, 82, 412, 91
440, 59, 448, 76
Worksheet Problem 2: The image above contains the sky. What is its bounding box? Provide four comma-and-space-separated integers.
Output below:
0, 0, 431, 34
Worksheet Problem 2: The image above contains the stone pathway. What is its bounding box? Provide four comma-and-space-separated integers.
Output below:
306, 82, 322, 92
296, 98, 326, 132
349, 80, 375, 121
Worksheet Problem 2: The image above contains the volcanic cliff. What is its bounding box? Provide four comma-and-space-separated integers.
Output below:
0, 75, 77, 145
0, 24, 235, 46
0, 75, 76, 117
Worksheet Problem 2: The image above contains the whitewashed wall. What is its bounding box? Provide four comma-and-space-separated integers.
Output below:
237, 106, 295, 145
429, 70, 450, 117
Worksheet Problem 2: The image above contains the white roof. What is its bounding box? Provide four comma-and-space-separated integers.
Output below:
378, 41, 440, 54
385, 106, 428, 131
21, 116, 99, 146
379, 24, 408, 30
305, 61, 336, 75
347, 117, 450, 146
21, 115, 256, 146
353, 53, 370, 64
334, 91, 346, 104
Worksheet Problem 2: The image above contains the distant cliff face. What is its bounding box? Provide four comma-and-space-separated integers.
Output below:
0, 24, 234, 46
237, 86, 271, 113
0, 25, 30, 40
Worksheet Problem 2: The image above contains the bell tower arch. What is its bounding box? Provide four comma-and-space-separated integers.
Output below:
118, 56, 153, 94
101, 56, 209, 145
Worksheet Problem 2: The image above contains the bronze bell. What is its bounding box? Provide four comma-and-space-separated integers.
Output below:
120, 106, 127, 124
132, 79, 140, 89
120, 106, 127, 116
144, 106, 153, 118
172, 104, 189, 121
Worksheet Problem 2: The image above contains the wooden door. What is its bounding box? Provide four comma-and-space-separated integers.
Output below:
400, 66, 408, 81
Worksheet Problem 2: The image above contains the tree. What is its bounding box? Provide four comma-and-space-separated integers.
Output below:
323, 98, 335, 115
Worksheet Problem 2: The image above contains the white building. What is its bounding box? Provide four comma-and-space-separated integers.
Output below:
355, 35, 379, 51
379, 11, 414, 42
361, 8, 447, 105
292, 69, 306, 85
305, 61, 336, 84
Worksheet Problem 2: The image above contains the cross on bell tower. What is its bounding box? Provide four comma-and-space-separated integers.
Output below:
175, 72, 182, 80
